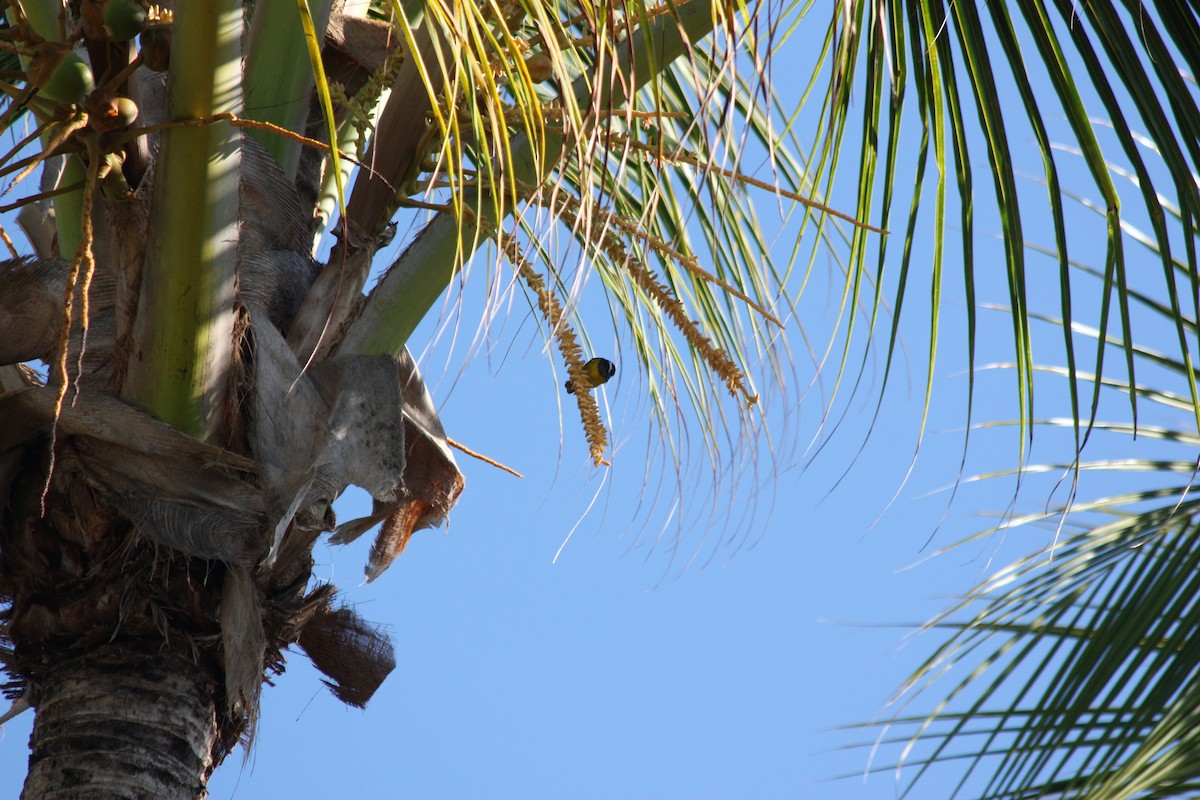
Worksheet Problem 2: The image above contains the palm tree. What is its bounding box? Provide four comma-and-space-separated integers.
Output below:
0, 0, 822, 795
4, 0, 1198, 796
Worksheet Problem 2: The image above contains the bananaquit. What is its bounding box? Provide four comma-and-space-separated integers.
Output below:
565, 357, 616, 394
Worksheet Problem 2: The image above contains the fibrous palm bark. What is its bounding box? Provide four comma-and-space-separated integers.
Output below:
23, 647, 218, 799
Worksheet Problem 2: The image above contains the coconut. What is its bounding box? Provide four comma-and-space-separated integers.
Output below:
34, 51, 95, 106
104, 0, 148, 42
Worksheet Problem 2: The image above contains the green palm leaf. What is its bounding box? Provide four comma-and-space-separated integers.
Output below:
814, 8, 1200, 786
817, 1, 1200, 456
878, 239, 1200, 797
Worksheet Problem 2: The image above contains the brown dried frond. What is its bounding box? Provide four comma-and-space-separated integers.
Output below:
295, 599, 395, 709
446, 436, 523, 478
499, 232, 610, 466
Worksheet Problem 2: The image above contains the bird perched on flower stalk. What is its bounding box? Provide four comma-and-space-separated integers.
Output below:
565, 357, 616, 394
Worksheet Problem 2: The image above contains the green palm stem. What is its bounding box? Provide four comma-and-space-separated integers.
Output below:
121, 0, 243, 439
243, 0, 335, 180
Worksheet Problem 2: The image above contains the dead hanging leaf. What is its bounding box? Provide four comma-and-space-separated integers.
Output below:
364, 499, 430, 583
248, 310, 326, 569
220, 564, 265, 726
249, 311, 412, 575
310, 354, 406, 503
295, 594, 395, 708
330, 349, 463, 582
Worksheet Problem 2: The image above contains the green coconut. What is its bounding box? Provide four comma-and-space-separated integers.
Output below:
113, 97, 139, 127
38, 52, 95, 106
104, 0, 147, 42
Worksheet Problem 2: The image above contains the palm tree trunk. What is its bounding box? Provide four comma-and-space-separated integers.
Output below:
21, 644, 218, 800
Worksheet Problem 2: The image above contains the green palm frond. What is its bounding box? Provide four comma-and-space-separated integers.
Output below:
817, 1, 1200, 458
878, 240, 1200, 796
825, 11, 1200, 785
892, 494, 1200, 799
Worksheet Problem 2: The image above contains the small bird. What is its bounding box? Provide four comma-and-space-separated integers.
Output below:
565, 357, 616, 394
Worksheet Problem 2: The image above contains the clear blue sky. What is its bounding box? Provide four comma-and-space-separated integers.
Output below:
0, 7, 1183, 799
